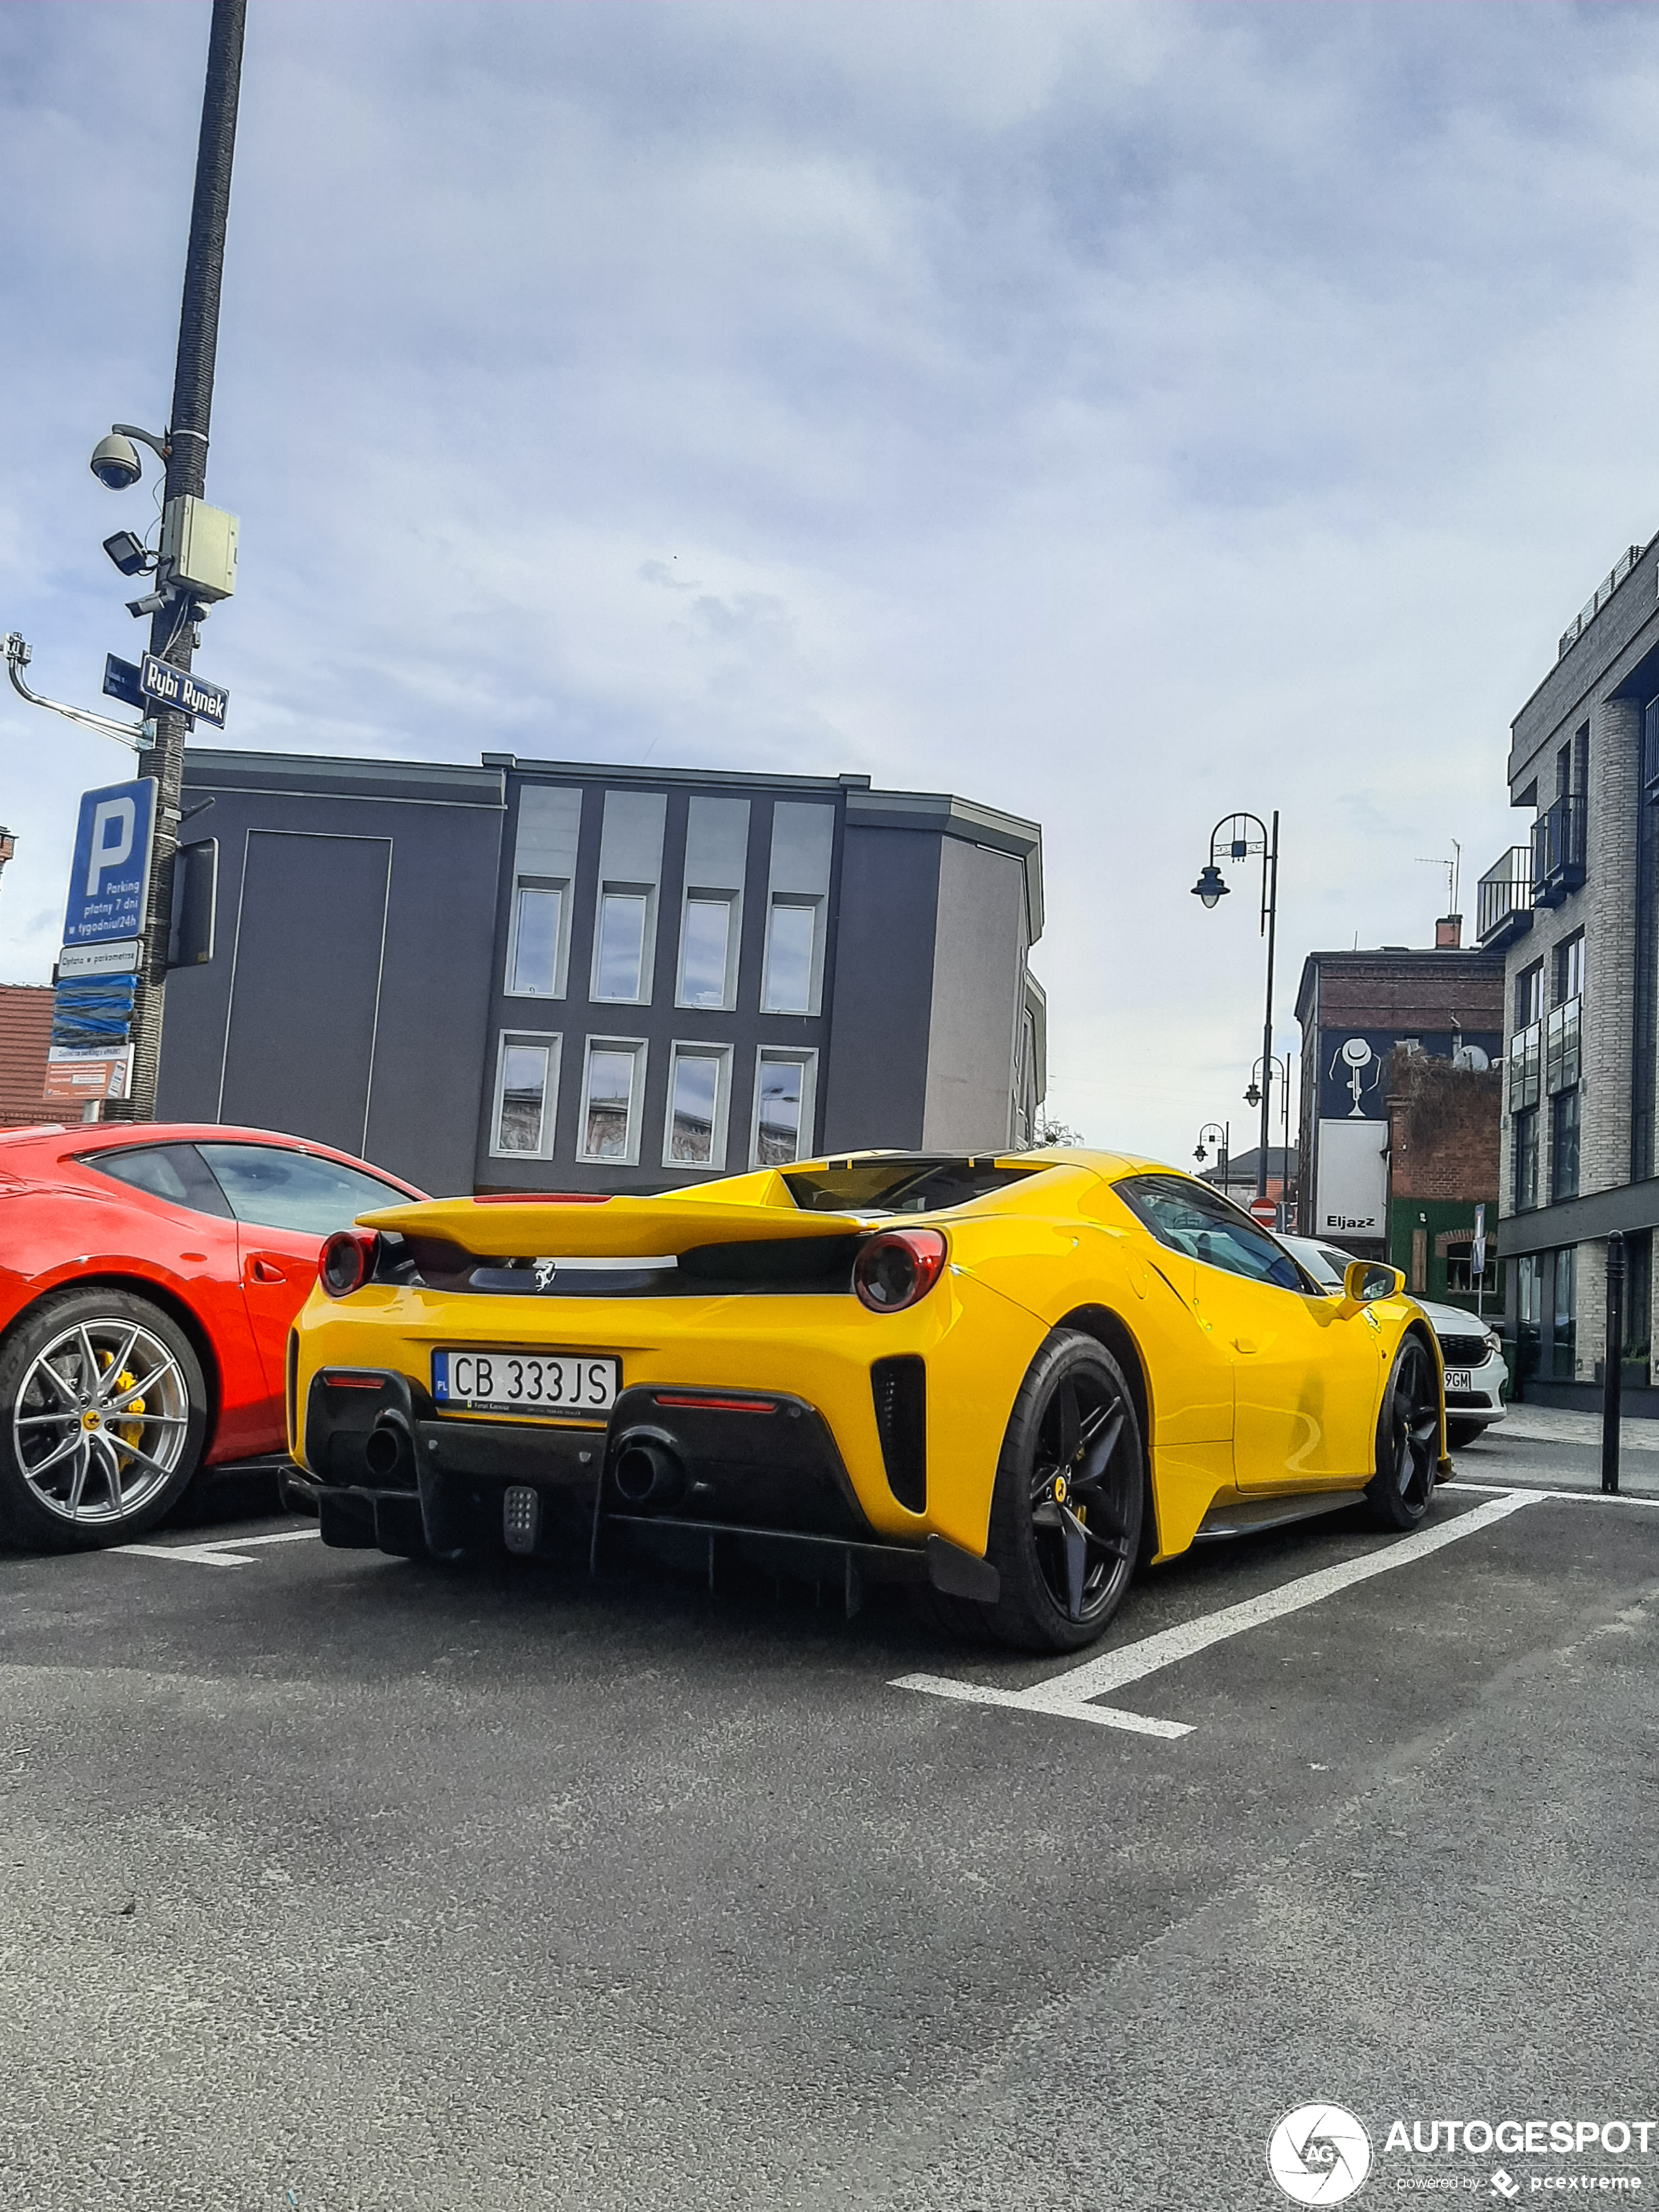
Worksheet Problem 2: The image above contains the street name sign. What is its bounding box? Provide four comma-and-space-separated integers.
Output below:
62, 777, 155, 948
139, 652, 228, 729
102, 654, 145, 710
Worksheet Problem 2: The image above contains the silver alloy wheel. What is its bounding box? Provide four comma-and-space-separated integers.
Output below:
12, 1316, 193, 1526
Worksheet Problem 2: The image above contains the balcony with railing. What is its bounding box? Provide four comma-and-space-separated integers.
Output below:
1532, 793, 1587, 908
1477, 845, 1534, 949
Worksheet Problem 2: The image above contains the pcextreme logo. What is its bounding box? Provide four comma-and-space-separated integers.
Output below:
1267, 2105, 1374, 2204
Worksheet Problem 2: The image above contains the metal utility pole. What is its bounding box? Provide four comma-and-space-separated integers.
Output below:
123, 0, 246, 1121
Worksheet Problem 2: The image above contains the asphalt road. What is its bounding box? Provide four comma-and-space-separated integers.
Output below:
1, 1423, 1655, 2212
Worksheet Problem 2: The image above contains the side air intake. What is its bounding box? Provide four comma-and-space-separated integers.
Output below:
870, 1354, 927, 1513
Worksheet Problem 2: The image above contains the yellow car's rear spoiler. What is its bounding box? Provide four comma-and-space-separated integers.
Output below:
357, 1168, 871, 1258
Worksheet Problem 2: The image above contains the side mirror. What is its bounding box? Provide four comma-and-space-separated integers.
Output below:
1342, 1260, 1404, 1309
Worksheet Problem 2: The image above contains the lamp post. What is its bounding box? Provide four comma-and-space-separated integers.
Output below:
1192, 810, 1281, 1202
1195, 1121, 1231, 1194
1244, 1050, 1293, 1225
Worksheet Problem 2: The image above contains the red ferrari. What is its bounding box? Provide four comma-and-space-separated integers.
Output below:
0, 1121, 424, 1550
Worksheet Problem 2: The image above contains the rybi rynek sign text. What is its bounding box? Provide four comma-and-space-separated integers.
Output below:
140, 650, 228, 729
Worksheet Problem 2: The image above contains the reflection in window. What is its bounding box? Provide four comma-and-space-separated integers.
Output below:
496, 1042, 551, 1153
762, 901, 815, 1014
583, 1048, 637, 1160
669, 1053, 722, 1166
756, 1056, 804, 1166
195, 1144, 410, 1234
509, 884, 563, 996
678, 896, 732, 1009
594, 893, 648, 1002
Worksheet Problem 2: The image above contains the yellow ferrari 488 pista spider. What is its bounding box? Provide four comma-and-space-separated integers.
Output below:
287, 1149, 1446, 1651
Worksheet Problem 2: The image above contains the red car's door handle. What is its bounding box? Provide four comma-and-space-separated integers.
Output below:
249, 1259, 286, 1284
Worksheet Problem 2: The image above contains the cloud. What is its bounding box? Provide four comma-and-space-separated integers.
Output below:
3, 1, 1657, 1159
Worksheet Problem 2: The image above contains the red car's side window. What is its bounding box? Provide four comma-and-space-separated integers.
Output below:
81, 1144, 234, 1219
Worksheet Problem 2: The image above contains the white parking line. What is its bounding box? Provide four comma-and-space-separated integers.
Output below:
895, 1488, 1539, 1738
111, 1528, 319, 1569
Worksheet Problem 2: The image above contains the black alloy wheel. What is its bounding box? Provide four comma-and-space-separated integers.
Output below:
1365, 1334, 1442, 1531
976, 1331, 1146, 1653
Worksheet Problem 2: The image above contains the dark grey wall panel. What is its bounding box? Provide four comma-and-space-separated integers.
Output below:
219, 832, 391, 1156
820, 825, 939, 1153
157, 754, 506, 1195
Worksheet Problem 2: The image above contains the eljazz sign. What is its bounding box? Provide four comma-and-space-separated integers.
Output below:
62, 778, 155, 948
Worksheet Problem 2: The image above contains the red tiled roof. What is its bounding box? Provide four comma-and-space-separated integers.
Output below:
0, 985, 54, 1128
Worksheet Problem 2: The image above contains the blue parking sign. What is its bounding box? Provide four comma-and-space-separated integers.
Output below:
63, 777, 156, 948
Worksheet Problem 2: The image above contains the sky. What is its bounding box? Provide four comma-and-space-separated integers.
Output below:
3, 0, 1658, 1166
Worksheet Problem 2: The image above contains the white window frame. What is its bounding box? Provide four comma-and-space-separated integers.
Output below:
590, 881, 656, 1005
662, 1042, 733, 1174
577, 1035, 648, 1166
489, 1030, 562, 1161
760, 894, 824, 1016
504, 874, 571, 1000
675, 887, 741, 1012
750, 1046, 818, 1169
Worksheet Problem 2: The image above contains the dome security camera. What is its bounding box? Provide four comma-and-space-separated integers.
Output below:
90, 432, 143, 490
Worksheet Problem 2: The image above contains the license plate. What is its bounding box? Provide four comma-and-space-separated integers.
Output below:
431, 1349, 619, 1417
1443, 1368, 1473, 1394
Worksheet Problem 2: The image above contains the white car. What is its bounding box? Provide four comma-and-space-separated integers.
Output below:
1282, 1235, 1508, 1449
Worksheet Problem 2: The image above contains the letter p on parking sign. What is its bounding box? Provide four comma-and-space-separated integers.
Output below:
62, 777, 156, 948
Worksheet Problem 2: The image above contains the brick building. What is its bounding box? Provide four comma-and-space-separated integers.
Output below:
1474, 534, 1659, 1407
0, 984, 52, 1129
1384, 1050, 1504, 1311
1294, 939, 1504, 1261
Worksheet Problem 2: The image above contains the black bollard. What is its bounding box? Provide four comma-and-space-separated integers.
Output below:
1602, 1232, 1626, 1496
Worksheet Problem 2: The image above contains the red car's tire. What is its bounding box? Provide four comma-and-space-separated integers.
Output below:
0, 1289, 208, 1552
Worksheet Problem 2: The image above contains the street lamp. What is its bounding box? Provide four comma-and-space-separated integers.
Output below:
1191, 809, 1281, 1202
1195, 1121, 1231, 1193
1245, 1051, 1294, 1226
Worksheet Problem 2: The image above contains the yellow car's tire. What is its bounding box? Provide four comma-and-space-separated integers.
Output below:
1365, 1335, 1440, 1531
977, 1330, 1145, 1654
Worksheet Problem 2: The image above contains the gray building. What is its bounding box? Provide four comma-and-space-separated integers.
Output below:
1477, 536, 1659, 1408
155, 749, 1046, 1198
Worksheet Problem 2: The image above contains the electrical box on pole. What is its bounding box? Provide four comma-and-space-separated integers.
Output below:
159, 494, 238, 601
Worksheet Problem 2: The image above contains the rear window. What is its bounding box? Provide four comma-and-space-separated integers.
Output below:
84, 1143, 233, 1219
784, 1159, 1037, 1215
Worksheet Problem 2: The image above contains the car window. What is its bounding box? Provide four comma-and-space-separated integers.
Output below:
1117, 1173, 1307, 1292
196, 1143, 408, 1236
83, 1142, 234, 1219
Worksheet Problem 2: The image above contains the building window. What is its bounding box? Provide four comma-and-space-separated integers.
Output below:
664, 1044, 732, 1171
592, 890, 651, 1004
1554, 932, 1585, 1005
676, 893, 737, 1010
579, 1039, 646, 1163
1513, 1108, 1539, 1212
1550, 1088, 1580, 1202
491, 1033, 560, 1159
761, 898, 819, 1015
1550, 1245, 1576, 1381
506, 878, 567, 998
751, 1049, 818, 1167
1515, 959, 1545, 1029
1509, 1021, 1541, 1112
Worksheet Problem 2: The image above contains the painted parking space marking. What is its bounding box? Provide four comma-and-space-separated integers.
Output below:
895, 1488, 1539, 1737
111, 1527, 319, 1569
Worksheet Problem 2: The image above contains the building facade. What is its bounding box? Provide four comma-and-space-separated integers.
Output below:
155, 750, 1046, 1198
1294, 942, 1503, 1266
1477, 536, 1659, 1407
0, 983, 51, 1129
